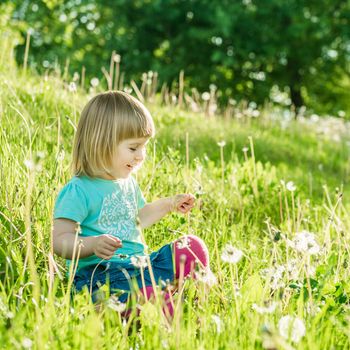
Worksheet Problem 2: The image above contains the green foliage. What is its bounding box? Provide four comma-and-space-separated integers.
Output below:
7, 0, 350, 114
1, 34, 350, 348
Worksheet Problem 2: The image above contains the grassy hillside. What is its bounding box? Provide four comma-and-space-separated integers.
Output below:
1, 22, 350, 350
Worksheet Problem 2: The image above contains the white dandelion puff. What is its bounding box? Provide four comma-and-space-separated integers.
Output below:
261, 265, 285, 290
221, 244, 243, 264
73, 72, 80, 81
176, 236, 191, 249
286, 259, 300, 280
278, 315, 305, 343
195, 268, 217, 287
24, 159, 42, 172
113, 54, 121, 63
201, 92, 210, 101
22, 338, 33, 349
57, 149, 65, 161
286, 181, 296, 192
288, 230, 320, 255
90, 77, 99, 87
211, 314, 223, 333
131, 255, 148, 268
252, 302, 277, 314
107, 296, 127, 313
217, 140, 226, 147
68, 82, 77, 93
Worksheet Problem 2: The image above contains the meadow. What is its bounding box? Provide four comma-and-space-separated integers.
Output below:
1, 30, 350, 350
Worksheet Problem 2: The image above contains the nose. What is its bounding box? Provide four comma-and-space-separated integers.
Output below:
135, 148, 145, 161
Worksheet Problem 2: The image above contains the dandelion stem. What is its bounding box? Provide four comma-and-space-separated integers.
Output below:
220, 145, 225, 192
229, 264, 240, 322
23, 30, 31, 73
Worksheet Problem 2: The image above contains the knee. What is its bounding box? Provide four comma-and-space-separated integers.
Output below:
175, 234, 209, 268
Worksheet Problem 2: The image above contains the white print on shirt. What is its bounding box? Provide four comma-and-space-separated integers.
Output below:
98, 188, 138, 240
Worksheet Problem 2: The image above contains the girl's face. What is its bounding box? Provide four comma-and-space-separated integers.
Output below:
108, 137, 149, 179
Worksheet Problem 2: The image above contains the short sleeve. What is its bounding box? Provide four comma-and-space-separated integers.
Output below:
136, 185, 146, 209
131, 177, 146, 209
54, 182, 89, 223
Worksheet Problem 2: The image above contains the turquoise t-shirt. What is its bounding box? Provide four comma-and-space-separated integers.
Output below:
54, 175, 146, 270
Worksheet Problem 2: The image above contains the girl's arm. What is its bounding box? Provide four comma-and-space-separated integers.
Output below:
52, 218, 122, 260
138, 194, 195, 229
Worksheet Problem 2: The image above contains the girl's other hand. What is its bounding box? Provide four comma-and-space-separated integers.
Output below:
93, 234, 122, 260
171, 194, 195, 214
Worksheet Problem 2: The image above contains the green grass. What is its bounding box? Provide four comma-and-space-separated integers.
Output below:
1, 25, 350, 350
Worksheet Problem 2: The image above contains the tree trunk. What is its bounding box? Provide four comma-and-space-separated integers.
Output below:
290, 85, 303, 111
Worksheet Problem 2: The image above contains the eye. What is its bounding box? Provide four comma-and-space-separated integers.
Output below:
129, 148, 137, 152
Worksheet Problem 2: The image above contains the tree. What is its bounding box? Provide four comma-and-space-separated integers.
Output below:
10, 0, 350, 115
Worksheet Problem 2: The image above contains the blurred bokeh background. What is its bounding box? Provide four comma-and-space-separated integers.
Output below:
2, 0, 350, 117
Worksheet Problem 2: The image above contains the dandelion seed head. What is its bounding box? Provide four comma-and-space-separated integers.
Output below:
130, 255, 148, 268
90, 77, 99, 87
57, 149, 65, 161
22, 338, 33, 349
221, 244, 243, 264
73, 72, 80, 81
195, 268, 217, 287
286, 181, 296, 192
107, 296, 127, 313
289, 230, 320, 255
261, 265, 285, 290
176, 236, 191, 249
201, 92, 210, 101
113, 54, 121, 63
278, 315, 305, 343
217, 140, 226, 147
68, 82, 77, 93
211, 314, 223, 333
252, 301, 277, 314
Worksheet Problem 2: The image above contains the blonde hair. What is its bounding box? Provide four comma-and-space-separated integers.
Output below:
72, 91, 155, 177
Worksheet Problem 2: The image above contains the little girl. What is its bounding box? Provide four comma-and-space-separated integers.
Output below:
52, 91, 209, 318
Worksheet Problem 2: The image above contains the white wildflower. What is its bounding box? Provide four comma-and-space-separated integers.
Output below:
211, 314, 223, 333
201, 92, 210, 101
90, 77, 99, 87
278, 315, 305, 343
24, 159, 42, 172
217, 140, 226, 147
73, 72, 80, 81
176, 236, 191, 249
57, 149, 65, 161
261, 265, 285, 290
161, 339, 169, 349
288, 230, 320, 255
252, 302, 277, 314
131, 255, 148, 268
305, 301, 321, 316
68, 82, 77, 93
123, 86, 133, 94
113, 54, 121, 63
242, 147, 249, 152
195, 268, 217, 287
22, 338, 33, 349
286, 259, 300, 280
6, 311, 14, 319
107, 296, 127, 313
286, 181, 296, 192
221, 244, 243, 264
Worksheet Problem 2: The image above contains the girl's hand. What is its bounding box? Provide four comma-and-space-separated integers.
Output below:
93, 234, 122, 260
171, 194, 195, 214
